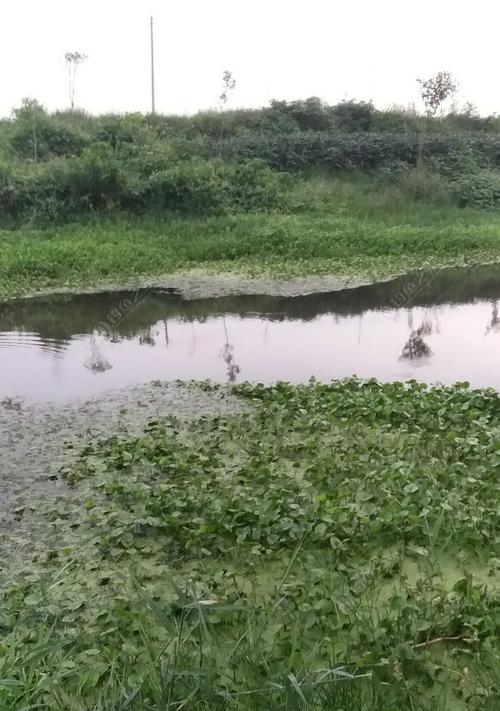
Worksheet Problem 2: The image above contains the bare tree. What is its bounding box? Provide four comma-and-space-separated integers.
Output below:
64, 51, 87, 110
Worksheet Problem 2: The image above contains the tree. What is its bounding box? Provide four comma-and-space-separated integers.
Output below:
417, 71, 457, 117
217, 70, 236, 155
218, 70, 236, 110
415, 71, 457, 165
12, 98, 46, 162
64, 51, 87, 110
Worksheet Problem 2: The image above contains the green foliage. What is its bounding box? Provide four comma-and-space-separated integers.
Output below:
94, 113, 161, 151
267, 97, 334, 131
9, 99, 89, 160
138, 159, 289, 215
0, 155, 288, 222
331, 100, 375, 131
219, 131, 418, 171
2, 97, 500, 293
453, 171, 500, 208
63, 378, 500, 556
4, 380, 500, 708
1, 98, 500, 225
378, 165, 452, 203
4, 201, 500, 299
218, 131, 500, 174
0, 146, 127, 221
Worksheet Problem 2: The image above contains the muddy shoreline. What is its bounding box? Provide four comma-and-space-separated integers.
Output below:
5, 258, 500, 304
2, 271, 391, 303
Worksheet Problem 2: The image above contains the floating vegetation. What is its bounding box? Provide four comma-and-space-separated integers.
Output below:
4, 379, 500, 709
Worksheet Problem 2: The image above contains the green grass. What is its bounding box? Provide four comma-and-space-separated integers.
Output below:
2, 209, 500, 300
2, 174, 500, 299
4, 379, 500, 709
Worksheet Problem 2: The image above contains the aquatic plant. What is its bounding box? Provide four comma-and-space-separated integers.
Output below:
4, 379, 500, 708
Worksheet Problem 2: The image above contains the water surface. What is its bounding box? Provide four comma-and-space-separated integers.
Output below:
2, 264, 500, 402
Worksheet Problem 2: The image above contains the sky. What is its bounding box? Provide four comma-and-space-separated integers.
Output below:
1, 0, 499, 118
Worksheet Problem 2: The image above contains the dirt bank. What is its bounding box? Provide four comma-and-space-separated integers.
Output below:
4, 271, 383, 303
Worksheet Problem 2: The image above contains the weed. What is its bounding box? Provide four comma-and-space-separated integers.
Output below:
3, 379, 500, 708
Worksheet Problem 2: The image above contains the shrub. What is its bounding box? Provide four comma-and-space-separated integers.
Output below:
93, 113, 162, 153
378, 164, 451, 203
331, 100, 375, 132
10, 120, 88, 160
0, 147, 128, 221
9, 101, 89, 160
452, 170, 500, 208
139, 159, 289, 214
219, 132, 418, 171
0, 156, 288, 222
267, 97, 334, 132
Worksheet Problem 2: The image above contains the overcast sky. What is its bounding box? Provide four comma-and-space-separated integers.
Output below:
1, 0, 498, 117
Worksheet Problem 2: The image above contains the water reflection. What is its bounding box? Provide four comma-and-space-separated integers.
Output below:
84, 336, 112, 373
2, 263, 500, 401
400, 315, 433, 360
221, 317, 241, 383
486, 301, 500, 335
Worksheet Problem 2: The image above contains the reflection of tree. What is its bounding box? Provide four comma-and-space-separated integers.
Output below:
221, 317, 241, 382
263, 319, 269, 344
138, 327, 156, 346
84, 336, 112, 372
139, 334, 156, 346
486, 301, 500, 335
401, 314, 433, 360
189, 323, 197, 355
357, 314, 363, 343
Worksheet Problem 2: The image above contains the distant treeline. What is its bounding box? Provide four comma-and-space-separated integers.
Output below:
2, 97, 500, 222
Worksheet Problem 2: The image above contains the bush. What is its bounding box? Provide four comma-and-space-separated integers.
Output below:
10, 120, 88, 160
139, 159, 289, 214
93, 113, 163, 153
378, 164, 451, 203
452, 171, 500, 208
266, 97, 334, 132
0, 147, 128, 221
219, 132, 418, 171
0, 156, 288, 222
331, 100, 375, 132
9, 101, 89, 160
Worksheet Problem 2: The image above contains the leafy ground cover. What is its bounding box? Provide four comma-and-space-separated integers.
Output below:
3, 200, 500, 300
3, 379, 500, 709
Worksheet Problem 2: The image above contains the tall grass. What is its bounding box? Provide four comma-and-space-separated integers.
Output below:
289, 169, 453, 217
0, 570, 445, 711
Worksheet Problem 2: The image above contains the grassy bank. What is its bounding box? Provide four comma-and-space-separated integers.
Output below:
4, 379, 500, 709
4, 98, 500, 300
3, 189, 500, 300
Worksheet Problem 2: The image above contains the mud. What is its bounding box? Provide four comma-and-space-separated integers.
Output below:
4, 271, 379, 303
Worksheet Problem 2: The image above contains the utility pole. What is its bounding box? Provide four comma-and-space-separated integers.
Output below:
150, 16, 156, 114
